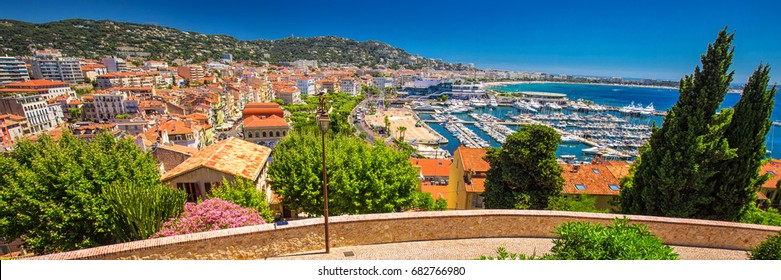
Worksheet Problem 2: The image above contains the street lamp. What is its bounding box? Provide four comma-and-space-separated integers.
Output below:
317, 93, 331, 253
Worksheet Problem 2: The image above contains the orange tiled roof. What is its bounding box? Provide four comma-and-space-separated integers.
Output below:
3, 80, 70, 88
760, 159, 781, 190
560, 163, 621, 196
457, 147, 489, 172
465, 178, 485, 193
409, 158, 450, 177
421, 184, 448, 200
157, 120, 193, 135
243, 115, 288, 128
161, 138, 272, 181
602, 160, 632, 179
157, 144, 199, 155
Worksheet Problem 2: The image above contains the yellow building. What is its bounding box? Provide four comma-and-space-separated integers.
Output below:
447, 147, 489, 210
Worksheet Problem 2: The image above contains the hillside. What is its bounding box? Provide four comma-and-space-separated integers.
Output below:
0, 19, 466, 70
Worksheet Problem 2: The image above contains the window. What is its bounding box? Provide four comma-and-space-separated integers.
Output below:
593, 169, 600, 174
176, 182, 199, 202
575, 184, 586, 191
276, 131, 280, 137
262, 131, 267, 138
472, 195, 485, 208
770, 171, 776, 176
609, 184, 620, 191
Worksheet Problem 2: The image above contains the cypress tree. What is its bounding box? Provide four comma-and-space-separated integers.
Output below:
713, 64, 777, 220
622, 29, 737, 218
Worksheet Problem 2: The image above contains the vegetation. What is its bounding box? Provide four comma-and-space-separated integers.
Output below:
152, 198, 266, 238
209, 178, 275, 223
739, 206, 781, 226
748, 232, 781, 260
268, 132, 419, 216
546, 195, 608, 213
284, 92, 362, 135
477, 219, 678, 260
622, 29, 777, 221
0, 19, 467, 70
410, 191, 447, 211
483, 124, 564, 209
0, 133, 177, 254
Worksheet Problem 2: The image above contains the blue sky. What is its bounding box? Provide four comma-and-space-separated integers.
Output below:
2, 0, 779, 83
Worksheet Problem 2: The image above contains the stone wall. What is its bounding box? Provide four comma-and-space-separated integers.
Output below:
26, 210, 781, 260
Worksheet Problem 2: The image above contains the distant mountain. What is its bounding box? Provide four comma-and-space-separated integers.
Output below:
0, 19, 467, 70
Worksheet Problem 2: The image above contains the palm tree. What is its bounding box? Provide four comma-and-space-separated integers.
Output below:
398, 126, 407, 142
384, 115, 391, 135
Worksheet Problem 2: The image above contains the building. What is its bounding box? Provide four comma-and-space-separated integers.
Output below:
242, 102, 284, 119
96, 72, 164, 89
81, 64, 108, 82
293, 60, 317, 69
178, 65, 205, 82
760, 159, 781, 205
373, 77, 394, 90
276, 86, 300, 105
144, 60, 169, 70
0, 57, 30, 85
161, 138, 273, 203
447, 147, 489, 210
153, 144, 198, 172
321, 78, 340, 93
71, 123, 121, 142
242, 115, 290, 148
92, 91, 129, 120
0, 80, 73, 133
340, 78, 360, 96
146, 119, 204, 149
101, 56, 128, 73
559, 161, 630, 211
221, 54, 233, 63
0, 114, 28, 146
296, 78, 316, 96
409, 158, 450, 185
28, 49, 84, 84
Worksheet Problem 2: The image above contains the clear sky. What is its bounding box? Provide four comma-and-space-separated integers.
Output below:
2, 0, 779, 83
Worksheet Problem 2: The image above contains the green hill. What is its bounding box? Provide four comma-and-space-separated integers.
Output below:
0, 18, 465, 70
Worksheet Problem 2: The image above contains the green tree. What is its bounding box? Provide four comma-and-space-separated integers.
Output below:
384, 115, 391, 135
397, 126, 407, 142
483, 124, 563, 209
546, 195, 608, 213
0, 132, 170, 254
714, 65, 777, 220
268, 132, 419, 216
622, 29, 738, 219
102, 181, 186, 242
748, 232, 781, 260
68, 107, 83, 120
210, 177, 275, 222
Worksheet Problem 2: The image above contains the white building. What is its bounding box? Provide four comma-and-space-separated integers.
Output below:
293, 60, 318, 69
0, 80, 73, 133
296, 78, 316, 96
29, 49, 84, 84
93, 91, 129, 120
373, 77, 394, 90
340, 78, 360, 96
0, 57, 30, 85
101, 56, 129, 73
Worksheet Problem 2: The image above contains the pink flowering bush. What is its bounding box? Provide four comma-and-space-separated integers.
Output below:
152, 198, 266, 238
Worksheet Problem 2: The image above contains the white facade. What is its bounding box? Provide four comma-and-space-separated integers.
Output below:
0, 57, 30, 85
102, 56, 129, 73
0, 83, 73, 133
373, 77, 394, 90
340, 79, 360, 96
296, 79, 316, 96
93, 91, 128, 120
29, 50, 84, 84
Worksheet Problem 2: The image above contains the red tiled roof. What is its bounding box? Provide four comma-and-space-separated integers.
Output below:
760, 159, 781, 190
161, 138, 272, 181
421, 184, 448, 200
157, 144, 199, 155
560, 163, 621, 196
242, 107, 284, 119
243, 115, 288, 128
3, 80, 69, 88
409, 158, 450, 177
456, 147, 489, 172
465, 178, 485, 193
244, 102, 281, 109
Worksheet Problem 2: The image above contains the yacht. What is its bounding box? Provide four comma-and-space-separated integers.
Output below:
470, 98, 488, 107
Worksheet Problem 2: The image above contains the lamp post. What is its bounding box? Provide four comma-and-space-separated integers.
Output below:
317, 93, 331, 253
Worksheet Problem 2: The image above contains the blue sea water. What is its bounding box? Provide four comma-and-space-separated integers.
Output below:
489, 83, 781, 159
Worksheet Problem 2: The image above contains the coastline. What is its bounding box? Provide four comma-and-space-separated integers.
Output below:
482, 80, 681, 91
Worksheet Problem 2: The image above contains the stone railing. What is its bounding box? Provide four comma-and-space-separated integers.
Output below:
26, 210, 781, 260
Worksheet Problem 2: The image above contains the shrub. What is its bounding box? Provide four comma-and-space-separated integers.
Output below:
409, 191, 447, 211
210, 178, 274, 222
748, 232, 781, 260
103, 182, 187, 242
152, 198, 266, 238
546, 195, 609, 213
477, 219, 678, 260
550, 219, 678, 260
740, 206, 781, 226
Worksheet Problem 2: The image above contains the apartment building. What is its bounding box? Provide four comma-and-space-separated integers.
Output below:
340, 78, 360, 96
101, 56, 129, 73
178, 65, 205, 81
0, 57, 30, 85
0, 80, 72, 133
296, 78, 316, 96
28, 49, 84, 84
96, 72, 164, 89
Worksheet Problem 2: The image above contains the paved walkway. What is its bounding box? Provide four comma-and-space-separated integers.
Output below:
266, 238, 748, 260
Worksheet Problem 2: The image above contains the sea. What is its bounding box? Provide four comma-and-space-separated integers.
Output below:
420, 82, 781, 161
